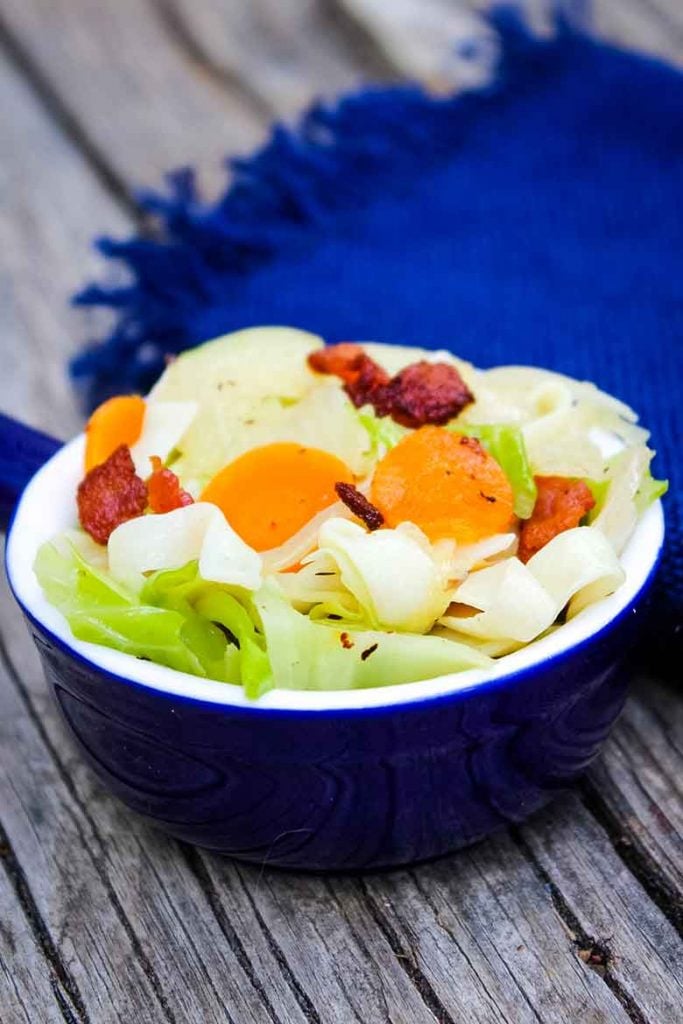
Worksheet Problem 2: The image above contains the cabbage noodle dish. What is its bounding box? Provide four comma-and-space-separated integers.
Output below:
35, 328, 667, 697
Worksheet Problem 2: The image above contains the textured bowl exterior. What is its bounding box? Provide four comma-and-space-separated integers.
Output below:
25, 600, 642, 871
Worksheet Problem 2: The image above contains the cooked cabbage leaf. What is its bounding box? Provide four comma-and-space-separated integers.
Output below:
254, 581, 490, 690
34, 540, 266, 688
454, 423, 537, 519
634, 467, 668, 513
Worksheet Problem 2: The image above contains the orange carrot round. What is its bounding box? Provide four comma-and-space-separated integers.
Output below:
370, 426, 516, 544
201, 443, 354, 551
84, 395, 146, 472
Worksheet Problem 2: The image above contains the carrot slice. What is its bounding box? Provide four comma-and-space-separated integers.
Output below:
84, 395, 146, 472
370, 426, 516, 544
201, 443, 354, 551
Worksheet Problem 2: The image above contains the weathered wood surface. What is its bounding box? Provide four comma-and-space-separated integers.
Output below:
1, 2, 681, 1022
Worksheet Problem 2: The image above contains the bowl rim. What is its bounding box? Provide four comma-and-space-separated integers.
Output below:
6, 434, 665, 715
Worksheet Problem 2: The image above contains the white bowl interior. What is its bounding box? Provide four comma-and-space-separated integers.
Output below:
6, 434, 664, 711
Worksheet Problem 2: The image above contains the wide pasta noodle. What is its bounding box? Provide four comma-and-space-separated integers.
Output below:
463, 365, 648, 478
317, 518, 450, 633
439, 527, 625, 647
590, 446, 652, 555
260, 501, 355, 573
440, 559, 557, 643
108, 502, 263, 593
526, 527, 625, 616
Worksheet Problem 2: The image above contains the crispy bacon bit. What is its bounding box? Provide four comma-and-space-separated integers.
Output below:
147, 456, 194, 514
340, 631, 354, 650
335, 482, 384, 531
459, 435, 485, 452
376, 361, 474, 428
518, 476, 596, 563
77, 445, 147, 545
308, 345, 473, 427
308, 343, 365, 380
308, 343, 390, 408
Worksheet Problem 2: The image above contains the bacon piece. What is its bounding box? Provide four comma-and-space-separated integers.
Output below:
518, 476, 596, 563
376, 361, 474, 428
77, 445, 147, 545
147, 456, 194, 514
308, 343, 389, 409
335, 481, 384, 531
308, 343, 366, 381
309, 346, 473, 426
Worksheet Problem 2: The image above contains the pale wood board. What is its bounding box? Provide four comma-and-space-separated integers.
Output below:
0, 866, 68, 1024
0, 51, 130, 438
0, 0, 267, 197
0, 2, 681, 1022
586, 676, 683, 919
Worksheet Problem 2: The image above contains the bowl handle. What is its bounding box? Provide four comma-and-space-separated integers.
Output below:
0, 413, 62, 532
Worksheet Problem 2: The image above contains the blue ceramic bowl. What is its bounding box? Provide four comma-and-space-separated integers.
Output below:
3, 415, 664, 870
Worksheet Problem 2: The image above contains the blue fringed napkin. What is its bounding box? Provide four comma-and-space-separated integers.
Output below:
73, 15, 682, 656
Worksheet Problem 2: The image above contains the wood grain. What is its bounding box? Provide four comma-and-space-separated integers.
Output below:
0, 0, 266, 197
0, 652, 173, 1023
158, 0, 372, 118
338, 0, 683, 78
0, 51, 130, 437
585, 675, 683, 927
0, 859, 69, 1024
520, 796, 683, 1024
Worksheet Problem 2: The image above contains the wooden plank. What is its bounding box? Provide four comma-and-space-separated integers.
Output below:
520, 794, 683, 1024
585, 675, 683, 925
0, 51, 130, 437
0, 861, 69, 1024
0, 652, 175, 1023
334, 0, 497, 90
0, 0, 266, 196
0, 574, 310, 1024
581, 0, 683, 67
158, 0, 372, 118
362, 833, 634, 1024
333, 0, 683, 81
198, 856, 445, 1024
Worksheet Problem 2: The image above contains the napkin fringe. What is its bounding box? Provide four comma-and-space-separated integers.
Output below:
70, 9, 567, 408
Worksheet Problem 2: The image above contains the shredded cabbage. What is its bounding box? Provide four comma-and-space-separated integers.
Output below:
254, 581, 490, 690
440, 559, 557, 644
358, 407, 408, 459
588, 446, 665, 554
276, 550, 363, 621
260, 501, 355, 573
34, 543, 254, 683
444, 533, 518, 579
635, 467, 668, 513
129, 401, 197, 478
440, 527, 625, 647
317, 518, 450, 632
466, 366, 649, 478
108, 503, 262, 594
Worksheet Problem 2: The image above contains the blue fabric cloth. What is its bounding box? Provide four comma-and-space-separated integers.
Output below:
73, 14, 682, 655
